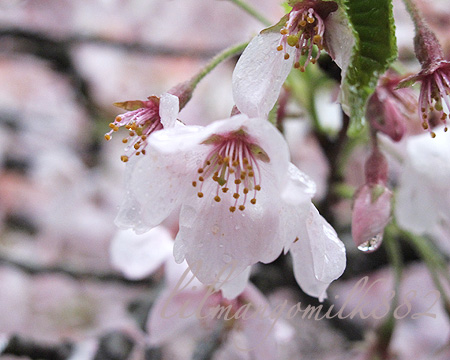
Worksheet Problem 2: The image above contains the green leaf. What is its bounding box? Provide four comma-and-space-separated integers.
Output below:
341, 0, 397, 136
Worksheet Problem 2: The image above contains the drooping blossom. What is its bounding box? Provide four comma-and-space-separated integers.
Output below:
351, 149, 392, 253
232, 0, 353, 118
399, 0, 450, 136
104, 92, 180, 162
114, 114, 344, 289
400, 61, 450, 136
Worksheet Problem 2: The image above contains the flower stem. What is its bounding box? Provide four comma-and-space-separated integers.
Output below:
189, 41, 249, 90
226, 0, 272, 26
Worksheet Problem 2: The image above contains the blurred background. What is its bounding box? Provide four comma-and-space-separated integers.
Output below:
0, 1, 449, 359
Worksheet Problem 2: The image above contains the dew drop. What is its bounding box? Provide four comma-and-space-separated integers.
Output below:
223, 254, 232, 263
357, 233, 383, 253
219, 244, 224, 249
212, 224, 220, 235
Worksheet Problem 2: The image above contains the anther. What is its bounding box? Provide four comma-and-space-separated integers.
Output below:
199, 176, 204, 182
104, 134, 111, 141
122, 138, 128, 143
121, 155, 129, 162
431, 132, 436, 138
222, 187, 229, 193
233, 193, 240, 199
243, 188, 249, 194
280, 29, 288, 35
214, 196, 221, 202
198, 168, 204, 174
254, 185, 261, 191
192, 181, 197, 187
229, 206, 236, 213
277, 45, 283, 51
250, 198, 256, 205
239, 205, 245, 211
198, 192, 204, 198
284, 53, 290, 60
235, 179, 242, 185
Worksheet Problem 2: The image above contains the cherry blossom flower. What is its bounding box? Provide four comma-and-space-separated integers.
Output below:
115, 114, 330, 286
232, 0, 353, 117
398, 1, 450, 136
104, 92, 179, 162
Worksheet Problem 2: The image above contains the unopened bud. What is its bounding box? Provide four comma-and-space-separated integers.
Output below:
352, 184, 392, 252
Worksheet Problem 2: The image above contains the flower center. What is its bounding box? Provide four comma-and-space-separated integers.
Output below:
419, 67, 450, 137
104, 99, 162, 162
277, 7, 325, 72
192, 131, 269, 213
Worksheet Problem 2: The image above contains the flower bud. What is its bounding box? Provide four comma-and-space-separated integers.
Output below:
352, 184, 392, 252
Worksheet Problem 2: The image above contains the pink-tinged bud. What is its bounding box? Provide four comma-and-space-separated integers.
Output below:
352, 184, 392, 253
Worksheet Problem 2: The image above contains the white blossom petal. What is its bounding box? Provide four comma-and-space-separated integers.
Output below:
159, 93, 180, 128
110, 227, 173, 279
219, 266, 251, 299
174, 187, 283, 285
290, 204, 346, 300
324, 9, 355, 73
232, 31, 294, 118
114, 148, 193, 233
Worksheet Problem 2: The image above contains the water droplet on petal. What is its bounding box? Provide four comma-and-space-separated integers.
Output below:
223, 254, 232, 263
219, 244, 224, 249
357, 233, 383, 253
212, 224, 219, 235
